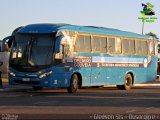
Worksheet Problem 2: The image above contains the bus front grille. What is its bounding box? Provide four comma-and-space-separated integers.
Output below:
14, 80, 40, 85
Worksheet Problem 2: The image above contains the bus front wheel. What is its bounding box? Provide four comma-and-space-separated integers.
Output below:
32, 86, 43, 90
117, 73, 133, 90
67, 74, 78, 93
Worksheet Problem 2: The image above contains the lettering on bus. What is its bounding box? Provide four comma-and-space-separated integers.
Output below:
74, 57, 91, 67
100, 63, 140, 68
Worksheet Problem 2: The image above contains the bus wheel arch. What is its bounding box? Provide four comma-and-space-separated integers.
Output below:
76, 72, 82, 87
128, 72, 134, 85
67, 72, 82, 93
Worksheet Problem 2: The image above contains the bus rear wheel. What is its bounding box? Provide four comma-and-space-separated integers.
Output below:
67, 74, 78, 93
117, 73, 133, 90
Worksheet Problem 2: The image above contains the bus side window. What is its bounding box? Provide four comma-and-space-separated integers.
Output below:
92, 36, 107, 53
129, 40, 135, 54
54, 45, 63, 65
107, 37, 121, 53
122, 39, 129, 54
74, 35, 91, 52
107, 37, 115, 53
100, 37, 107, 53
54, 44, 70, 64
122, 39, 135, 54
74, 35, 83, 52
135, 40, 142, 55
115, 38, 121, 53
136, 40, 148, 55
64, 44, 70, 58
92, 36, 100, 52
84, 36, 91, 52
148, 41, 155, 55
141, 40, 148, 55
55, 45, 63, 59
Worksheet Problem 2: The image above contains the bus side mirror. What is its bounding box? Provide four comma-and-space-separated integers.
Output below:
1, 36, 14, 52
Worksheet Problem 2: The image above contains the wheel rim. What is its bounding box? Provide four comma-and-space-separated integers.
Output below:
72, 76, 78, 89
125, 75, 131, 86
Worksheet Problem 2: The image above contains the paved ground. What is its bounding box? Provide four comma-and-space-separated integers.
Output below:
0, 81, 160, 120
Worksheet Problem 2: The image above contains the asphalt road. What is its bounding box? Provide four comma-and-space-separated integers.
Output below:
0, 82, 160, 120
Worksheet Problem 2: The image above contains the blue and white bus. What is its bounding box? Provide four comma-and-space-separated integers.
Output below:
1, 24, 158, 93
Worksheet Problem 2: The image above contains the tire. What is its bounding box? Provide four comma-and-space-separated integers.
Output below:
116, 85, 123, 90
124, 74, 133, 90
32, 86, 43, 90
117, 73, 133, 90
67, 74, 78, 93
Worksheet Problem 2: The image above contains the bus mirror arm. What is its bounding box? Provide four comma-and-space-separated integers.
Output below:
1, 36, 14, 52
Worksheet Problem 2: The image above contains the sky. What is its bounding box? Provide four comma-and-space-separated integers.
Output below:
0, 0, 159, 39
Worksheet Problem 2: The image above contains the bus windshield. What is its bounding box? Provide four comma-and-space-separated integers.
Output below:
10, 34, 55, 71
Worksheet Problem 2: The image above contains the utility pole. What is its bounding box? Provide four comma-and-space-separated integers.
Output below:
142, 18, 145, 35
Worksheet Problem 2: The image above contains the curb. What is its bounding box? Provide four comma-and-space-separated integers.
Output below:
134, 84, 160, 87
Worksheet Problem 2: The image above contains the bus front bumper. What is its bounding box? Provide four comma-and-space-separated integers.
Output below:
9, 74, 68, 88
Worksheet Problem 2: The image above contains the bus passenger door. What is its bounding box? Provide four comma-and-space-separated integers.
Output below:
73, 56, 92, 86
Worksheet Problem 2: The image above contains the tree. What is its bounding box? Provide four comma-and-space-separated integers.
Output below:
145, 32, 159, 39
145, 32, 160, 53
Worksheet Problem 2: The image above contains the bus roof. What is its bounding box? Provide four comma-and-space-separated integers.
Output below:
18, 23, 151, 39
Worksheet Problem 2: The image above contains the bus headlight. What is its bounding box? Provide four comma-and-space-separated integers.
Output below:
9, 72, 16, 77
39, 71, 52, 78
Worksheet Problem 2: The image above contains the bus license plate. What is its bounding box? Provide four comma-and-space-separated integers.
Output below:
22, 78, 30, 81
